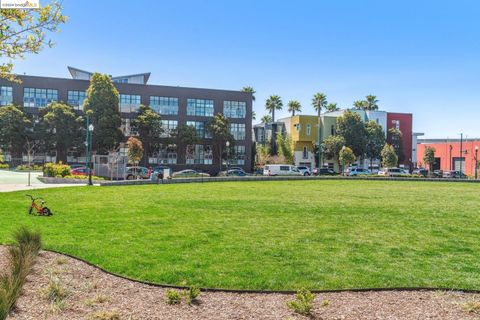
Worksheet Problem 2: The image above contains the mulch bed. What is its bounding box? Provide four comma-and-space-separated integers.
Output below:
2, 245, 479, 319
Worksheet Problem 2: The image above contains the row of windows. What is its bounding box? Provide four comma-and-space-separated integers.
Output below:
186, 144, 213, 165
23, 88, 58, 108
186, 121, 212, 139
7, 87, 247, 119
149, 145, 247, 165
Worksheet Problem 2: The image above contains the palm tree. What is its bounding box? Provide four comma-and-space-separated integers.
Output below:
265, 95, 283, 122
365, 95, 379, 110
325, 103, 339, 112
312, 92, 328, 169
261, 114, 272, 123
287, 100, 302, 116
241, 86, 256, 101
353, 100, 367, 110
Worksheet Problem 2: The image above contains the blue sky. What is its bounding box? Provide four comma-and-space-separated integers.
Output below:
11, 0, 480, 138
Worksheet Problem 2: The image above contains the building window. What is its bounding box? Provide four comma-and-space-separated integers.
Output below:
160, 120, 178, 138
186, 144, 213, 165
187, 99, 214, 117
186, 121, 212, 138
306, 124, 311, 136
0, 86, 13, 106
230, 145, 246, 165
23, 88, 58, 108
229, 123, 246, 140
67, 90, 86, 110
331, 125, 335, 135
151, 145, 177, 164
113, 78, 128, 83
223, 101, 246, 118
294, 123, 301, 132
150, 96, 178, 115
392, 120, 400, 130
303, 146, 308, 159
119, 94, 141, 113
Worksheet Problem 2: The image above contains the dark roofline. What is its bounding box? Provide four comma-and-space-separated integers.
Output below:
12, 74, 250, 95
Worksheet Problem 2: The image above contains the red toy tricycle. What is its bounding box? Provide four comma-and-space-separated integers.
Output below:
26, 194, 53, 216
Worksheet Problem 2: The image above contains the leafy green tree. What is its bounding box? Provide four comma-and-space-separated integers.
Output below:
83, 73, 122, 154
423, 146, 436, 176
0, 2, 67, 81
365, 120, 386, 169
287, 100, 301, 116
381, 143, 398, 168
171, 124, 200, 146
265, 95, 283, 122
131, 105, 163, 166
241, 86, 256, 101
339, 146, 356, 175
206, 113, 234, 171
276, 132, 294, 164
127, 136, 143, 179
387, 128, 405, 165
336, 110, 367, 158
325, 103, 340, 112
0, 106, 30, 159
322, 135, 345, 166
39, 102, 82, 163
261, 115, 272, 123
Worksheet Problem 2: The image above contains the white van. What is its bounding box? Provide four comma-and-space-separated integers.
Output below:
263, 165, 302, 176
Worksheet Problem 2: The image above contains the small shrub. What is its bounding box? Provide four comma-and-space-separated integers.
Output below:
0, 227, 42, 319
42, 273, 68, 312
286, 288, 315, 316
463, 300, 480, 314
184, 285, 200, 304
0, 163, 9, 169
165, 289, 181, 304
89, 310, 120, 320
43, 162, 71, 178
95, 294, 109, 304
321, 299, 329, 307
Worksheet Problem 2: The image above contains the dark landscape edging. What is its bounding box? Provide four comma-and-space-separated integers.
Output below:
99, 175, 480, 187
39, 247, 480, 295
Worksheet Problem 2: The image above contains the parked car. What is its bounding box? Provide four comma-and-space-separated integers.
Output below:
153, 166, 171, 175
228, 167, 244, 172
412, 168, 428, 177
442, 170, 467, 179
172, 169, 210, 178
346, 168, 371, 176
126, 166, 149, 180
378, 168, 405, 177
219, 169, 248, 176
297, 166, 311, 176
433, 170, 443, 178
312, 168, 337, 176
70, 166, 89, 176
263, 165, 302, 176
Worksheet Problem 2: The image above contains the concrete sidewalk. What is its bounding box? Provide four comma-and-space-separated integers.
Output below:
0, 183, 83, 193
0, 170, 87, 192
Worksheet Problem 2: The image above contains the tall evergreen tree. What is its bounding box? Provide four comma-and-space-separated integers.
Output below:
381, 143, 398, 168
40, 102, 83, 163
365, 120, 386, 169
206, 113, 234, 171
0, 106, 30, 160
131, 105, 163, 166
83, 73, 122, 154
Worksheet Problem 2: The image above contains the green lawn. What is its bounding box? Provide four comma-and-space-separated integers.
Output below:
0, 180, 479, 291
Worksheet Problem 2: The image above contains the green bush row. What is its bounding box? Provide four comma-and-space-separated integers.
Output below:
0, 163, 9, 169
15, 164, 43, 171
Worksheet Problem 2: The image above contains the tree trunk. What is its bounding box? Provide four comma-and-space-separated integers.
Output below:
56, 147, 67, 164
272, 109, 275, 122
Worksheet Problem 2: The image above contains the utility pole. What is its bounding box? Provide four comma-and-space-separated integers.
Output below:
459, 133, 463, 176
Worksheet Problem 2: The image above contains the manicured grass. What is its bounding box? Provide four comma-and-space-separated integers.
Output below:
0, 180, 479, 291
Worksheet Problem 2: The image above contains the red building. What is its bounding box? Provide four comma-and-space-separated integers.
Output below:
387, 112, 413, 167
416, 139, 480, 176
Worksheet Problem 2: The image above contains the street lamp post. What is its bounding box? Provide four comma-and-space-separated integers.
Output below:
85, 116, 94, 186
225, 140, 230, 176
475, 146, 478, 180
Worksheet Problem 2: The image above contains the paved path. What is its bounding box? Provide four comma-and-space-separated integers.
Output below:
0, 170, 83, 192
